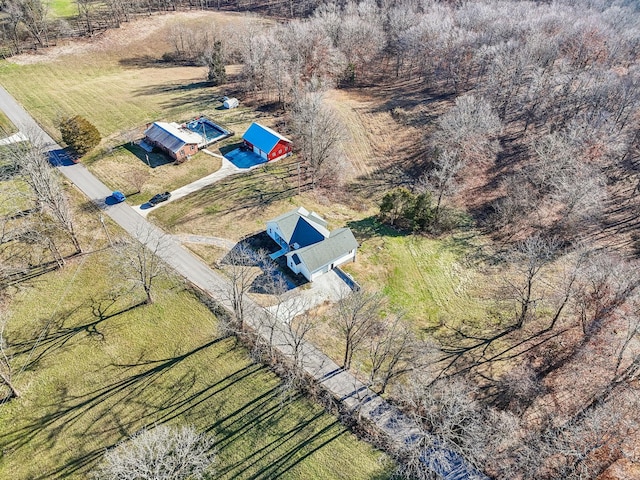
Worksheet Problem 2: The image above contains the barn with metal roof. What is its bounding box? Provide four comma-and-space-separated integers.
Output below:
242, 122, 292, 162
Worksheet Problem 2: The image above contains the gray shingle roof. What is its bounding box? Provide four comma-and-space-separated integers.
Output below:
290, 228, 358, 273
268, 207, 329, 245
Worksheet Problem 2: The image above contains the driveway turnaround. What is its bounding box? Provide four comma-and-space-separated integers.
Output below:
0, 85, 488, 480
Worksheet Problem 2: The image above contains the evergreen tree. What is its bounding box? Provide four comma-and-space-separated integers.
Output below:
205, 40, 226, 86
59, 115, 101, 156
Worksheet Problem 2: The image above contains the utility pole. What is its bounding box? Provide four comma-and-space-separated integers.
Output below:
297, 162, 301, 196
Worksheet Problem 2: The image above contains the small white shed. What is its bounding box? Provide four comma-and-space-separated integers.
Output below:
223, 97, 239, 109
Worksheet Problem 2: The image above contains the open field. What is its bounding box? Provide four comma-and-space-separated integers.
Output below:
0, 11, 266, 140
0, 248, 392, 479
0, 11, 278, 198
150, 159, 379, 238
342, 224, 491, 332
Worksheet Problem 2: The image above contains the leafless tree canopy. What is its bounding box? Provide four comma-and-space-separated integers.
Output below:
113, 226, 169, 305
92, 425, 216, 480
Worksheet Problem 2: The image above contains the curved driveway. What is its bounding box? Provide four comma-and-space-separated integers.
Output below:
0, 85, 488, 480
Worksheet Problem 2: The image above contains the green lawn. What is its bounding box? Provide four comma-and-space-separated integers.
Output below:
0, 13, 257, 144
343, 220, 492, 334
49, 0, 77, 18
0, 110, 17, 135
0, 60, 210, 142
88, 146, 223, 204
0, 251, 392, 479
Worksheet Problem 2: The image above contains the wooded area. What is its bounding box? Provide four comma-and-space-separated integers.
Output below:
2, 0, 640, 478
225, 1, 640, 478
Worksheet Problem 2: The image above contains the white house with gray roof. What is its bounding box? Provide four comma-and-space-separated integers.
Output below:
266, 207, 358, 282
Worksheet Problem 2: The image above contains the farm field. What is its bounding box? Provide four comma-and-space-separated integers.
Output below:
0, 11, 275, 197
0, 249, 392, 479
0, 12, 259, 138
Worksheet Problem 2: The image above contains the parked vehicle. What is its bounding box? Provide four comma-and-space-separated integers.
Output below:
149, 191, 171, 206
111, 191, 126, 203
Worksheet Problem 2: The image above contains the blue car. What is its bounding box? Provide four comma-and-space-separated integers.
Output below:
111, 191, 126, 203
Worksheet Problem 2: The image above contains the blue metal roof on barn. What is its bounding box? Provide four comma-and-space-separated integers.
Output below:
242, 123, 291, 153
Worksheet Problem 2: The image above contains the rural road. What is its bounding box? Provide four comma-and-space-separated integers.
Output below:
0, 85, 489, 480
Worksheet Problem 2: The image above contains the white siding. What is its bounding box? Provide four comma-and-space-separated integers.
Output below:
331, 250, 356, 268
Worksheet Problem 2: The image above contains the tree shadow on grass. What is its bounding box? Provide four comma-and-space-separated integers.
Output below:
11, 296, 146, 371
346, 216, 405, 241
213, 394, 359, 479
1, 336, 230, 473
124, 143, 173, 168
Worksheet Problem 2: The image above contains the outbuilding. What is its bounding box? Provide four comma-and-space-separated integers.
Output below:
223, 97, 239, 109
242, 122, 292, 162
266, 207, 358, 282
144, 122, 203, 162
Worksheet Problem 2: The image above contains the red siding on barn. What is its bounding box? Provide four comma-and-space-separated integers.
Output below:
268, 140, 292, 161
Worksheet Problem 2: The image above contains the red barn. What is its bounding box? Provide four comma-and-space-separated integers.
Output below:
242, 122, 292, 162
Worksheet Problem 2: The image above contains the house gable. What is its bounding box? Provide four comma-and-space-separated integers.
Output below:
268, 207, 358, 281
291, 228, 358, 274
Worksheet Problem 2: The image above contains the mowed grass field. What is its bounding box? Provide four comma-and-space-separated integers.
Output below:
0, 12, 258, 140
0, 250, 392, 479
48, 0, 77, 18
0, 11, 273, 198
0, 110, 16, 135
150, 161, 492, 335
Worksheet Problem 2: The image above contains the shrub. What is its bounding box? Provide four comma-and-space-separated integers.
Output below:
59, 115, 101, 156
379, 188, 435, 232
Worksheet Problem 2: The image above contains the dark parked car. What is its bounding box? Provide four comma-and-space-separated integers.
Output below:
111, 191, 126, 203
149, 191, 171, 206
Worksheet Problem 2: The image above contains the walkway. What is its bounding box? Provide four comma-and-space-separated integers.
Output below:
0, 131, 27, 145
266, 270, 349, 323
0, 85, 489, 480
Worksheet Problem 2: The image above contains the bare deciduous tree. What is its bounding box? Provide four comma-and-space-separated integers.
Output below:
367, 313, 417, 394
9, 140, 82, 254
432, 94, 502, 166
504, 234, 560, 330
280, 310, 316, 392
9, 0, 50, 48
290, 90, 344, 187
92, 425, 216, 480
0, 314, 20, 400
418, 149, 463, 225
335, 288, 383, 370
114, 227, 168, 305
218, 244, 266, 333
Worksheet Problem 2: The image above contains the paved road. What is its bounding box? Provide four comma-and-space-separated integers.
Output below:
0, 85, 489, 480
